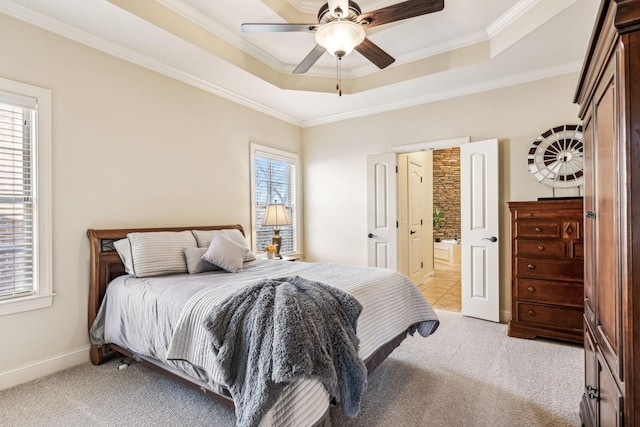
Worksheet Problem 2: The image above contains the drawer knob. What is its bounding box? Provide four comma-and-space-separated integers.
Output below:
528, 310, 535, 316
534, 227, 542, 232
537, 245, 545, 251
528, 286, 535, 293
527, 264, 535, 269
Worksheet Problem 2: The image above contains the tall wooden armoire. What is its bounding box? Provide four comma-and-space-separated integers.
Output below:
574, 0, 640, 425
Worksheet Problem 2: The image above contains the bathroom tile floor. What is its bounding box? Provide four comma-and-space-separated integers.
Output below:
418, 261, 461, 312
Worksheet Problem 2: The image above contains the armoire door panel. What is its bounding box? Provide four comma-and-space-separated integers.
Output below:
598, 351, 623, 427
583, 116, 596, 328
594, 76, 622, 379
584, 325, 597, 422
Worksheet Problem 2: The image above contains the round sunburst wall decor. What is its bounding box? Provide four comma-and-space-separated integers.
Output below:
527, 124, 584, 190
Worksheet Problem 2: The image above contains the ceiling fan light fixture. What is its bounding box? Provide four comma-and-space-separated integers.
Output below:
315, 20, 365, 57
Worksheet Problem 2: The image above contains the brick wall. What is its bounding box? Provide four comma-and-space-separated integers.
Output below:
433, 147, 461, 241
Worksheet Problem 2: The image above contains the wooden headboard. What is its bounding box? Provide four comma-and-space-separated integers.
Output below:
86, 224, 244, 364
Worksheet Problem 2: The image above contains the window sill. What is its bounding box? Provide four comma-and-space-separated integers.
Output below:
0, 293, 55, 317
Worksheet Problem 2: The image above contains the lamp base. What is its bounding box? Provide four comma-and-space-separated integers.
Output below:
272, 229, 283, 259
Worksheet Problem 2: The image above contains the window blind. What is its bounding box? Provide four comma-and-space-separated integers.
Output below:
0, 93, 36, 300
254, 151, 297, 253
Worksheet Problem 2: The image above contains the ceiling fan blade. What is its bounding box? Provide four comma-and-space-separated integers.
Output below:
358, 0, 444, 28
293, 45, 326, 74
241, 23, 318, 33
355, 38, 395, 69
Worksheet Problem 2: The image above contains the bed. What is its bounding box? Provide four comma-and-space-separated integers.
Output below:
87, 224, 439, 426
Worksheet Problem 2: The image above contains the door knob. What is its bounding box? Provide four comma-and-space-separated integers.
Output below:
367, 233, 378, 238
482, 236, 498, 242
410, 230, 416, 235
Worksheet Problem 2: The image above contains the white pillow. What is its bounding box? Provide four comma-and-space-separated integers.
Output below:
113, 238, 134, 275
192, 229, 256, 262
127, 231, 197, 277
202, 233, 246, 273
184, 247, 219, 274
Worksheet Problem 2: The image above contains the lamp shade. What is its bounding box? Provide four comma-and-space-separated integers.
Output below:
315, 20, 366, 57
262, 204, 291, 227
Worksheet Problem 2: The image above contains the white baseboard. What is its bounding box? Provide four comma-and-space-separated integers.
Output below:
500, 309, 511, 324
0, 345, 90, 391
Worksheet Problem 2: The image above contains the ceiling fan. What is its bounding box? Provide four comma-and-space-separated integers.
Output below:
241, 0, 445, 76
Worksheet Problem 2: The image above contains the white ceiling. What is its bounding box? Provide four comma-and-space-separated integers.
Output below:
0, 0, 600, 127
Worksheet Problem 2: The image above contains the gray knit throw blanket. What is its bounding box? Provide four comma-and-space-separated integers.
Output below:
203, 275, 367, 427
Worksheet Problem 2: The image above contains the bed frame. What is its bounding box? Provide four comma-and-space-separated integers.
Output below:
87, 224, 410, 410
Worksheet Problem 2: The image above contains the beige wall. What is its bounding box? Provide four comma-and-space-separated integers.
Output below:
0, 13, 302, 388
302, 73, 582, 321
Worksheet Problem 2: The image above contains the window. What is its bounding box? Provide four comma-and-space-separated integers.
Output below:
0, 77, 52, 316
250, 144, 300, 255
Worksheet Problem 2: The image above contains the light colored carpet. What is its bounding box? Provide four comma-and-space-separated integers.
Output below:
0, 310, 583, 426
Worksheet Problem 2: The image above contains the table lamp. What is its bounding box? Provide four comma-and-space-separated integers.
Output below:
261, 204, 291, 258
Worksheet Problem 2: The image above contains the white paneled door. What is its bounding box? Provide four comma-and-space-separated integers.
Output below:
367, 153, 398, 270
408, 158, 424, 285
461, 139, 500, 322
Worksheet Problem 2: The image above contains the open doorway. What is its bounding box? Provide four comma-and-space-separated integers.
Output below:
398, 148, 462, 312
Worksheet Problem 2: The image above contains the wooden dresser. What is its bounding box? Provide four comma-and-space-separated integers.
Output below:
507, 199, 584, 344
574, 1, 640, 425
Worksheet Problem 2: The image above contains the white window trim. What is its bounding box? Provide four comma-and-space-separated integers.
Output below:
249, 142, 302, 256
0, 77, 53, 317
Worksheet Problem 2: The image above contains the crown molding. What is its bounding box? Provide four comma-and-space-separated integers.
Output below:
0, 0, 302, 126
487, 0, 542, 38
302, 60, 582, 127
285, 0, 318, 13
487, 0, 578, 38
156, 0, 285, 71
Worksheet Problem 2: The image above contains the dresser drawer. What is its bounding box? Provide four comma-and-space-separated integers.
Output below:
572, 241, 584, 259
515, 240, 567, 258
516, 257, 583, 281
515, 278, 583, 307
516, 302, 583, 330
513, 208, 579, 220
515, 221, 561, 238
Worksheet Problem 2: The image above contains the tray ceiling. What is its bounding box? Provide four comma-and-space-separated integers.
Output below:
0, 0, 600, 126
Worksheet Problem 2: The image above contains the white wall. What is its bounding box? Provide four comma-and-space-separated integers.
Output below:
302, 73, 582, 320
0, 13, 302, 389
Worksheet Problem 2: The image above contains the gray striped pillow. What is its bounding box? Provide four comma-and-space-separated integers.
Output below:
128, 231, 197, 277
192, 229, 256, 262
